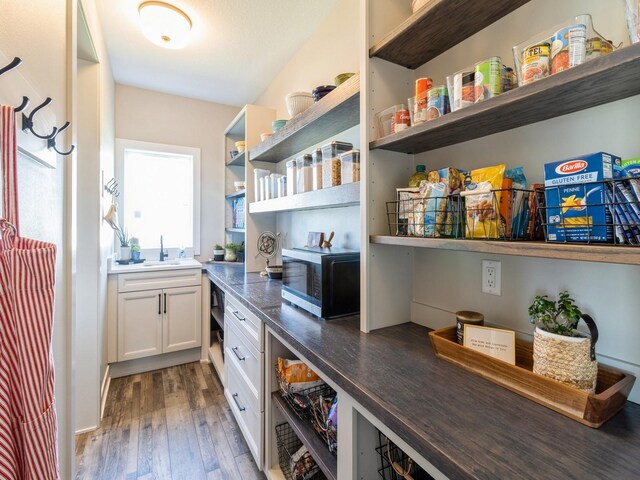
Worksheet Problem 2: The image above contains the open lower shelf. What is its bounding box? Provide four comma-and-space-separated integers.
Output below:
370, 235, 640, 266
211, 306, 224, 328
249, 73, 360, 163
226, 189, 245, 200
249, 182, 360, 214
226, 227, 245, 233
369, 0, 530, 69
208, 342, 225, 386
370, 43, 640, 154
227, 151, 245, 167
272, 392, 337, 480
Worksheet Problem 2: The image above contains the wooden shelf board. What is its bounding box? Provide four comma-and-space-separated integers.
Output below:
226, 228, 245, 234
226, 151, 245, 167
370, 235, 640, 265
249, 182, 360, 214
272, 392, 337, 480
249, 73, 360, 163
370, 44, 640, 154
226, 189, 246, 200
369, 0, 530, 69
208, 343, 225, 387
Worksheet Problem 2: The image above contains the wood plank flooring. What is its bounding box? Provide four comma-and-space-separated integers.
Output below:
75, 362, 266, 480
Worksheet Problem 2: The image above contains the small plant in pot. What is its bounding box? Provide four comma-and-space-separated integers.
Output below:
528, 290, 599, 392
212, 244, 225, 261
115, 227, 131, 261
130, 236, 141, 261
224, 242, 238, 262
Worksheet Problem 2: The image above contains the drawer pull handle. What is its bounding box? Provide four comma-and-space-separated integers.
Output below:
232, 310, 245, 322
158, 294, 161, 315
232, 346, 245, 361
164, 293, 167, 314
232, 393, 246, 412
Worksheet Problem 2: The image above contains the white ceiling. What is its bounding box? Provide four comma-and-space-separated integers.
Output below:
96, 0, 341, 106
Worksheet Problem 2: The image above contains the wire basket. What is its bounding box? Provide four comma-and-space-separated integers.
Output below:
376, 431, 434, 480
536, 177, 640, 245
275, 422, 326, 480
276, 364, 335, 420
310, 392, 338, 455
386, 188, 536, 240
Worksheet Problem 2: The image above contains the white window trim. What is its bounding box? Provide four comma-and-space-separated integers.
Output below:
115, 138, 201, 255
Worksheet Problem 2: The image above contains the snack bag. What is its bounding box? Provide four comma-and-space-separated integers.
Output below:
461, 164, 506, 238
505, 167, 529, 238
290, 445, 318, 480
278, 358, 324, 393
422, 182, 448, 237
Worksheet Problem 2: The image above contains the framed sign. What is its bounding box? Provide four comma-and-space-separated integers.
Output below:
463, 325, 516, 365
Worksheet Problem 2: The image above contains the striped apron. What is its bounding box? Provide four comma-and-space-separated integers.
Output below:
0, 105, 59, 479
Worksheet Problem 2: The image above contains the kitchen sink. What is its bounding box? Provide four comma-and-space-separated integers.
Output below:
143, 259, 201, 267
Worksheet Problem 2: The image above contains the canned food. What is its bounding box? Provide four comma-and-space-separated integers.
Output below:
551, 24, 586, 74
415, 77, 433, 98
501, 66, 516, 92
474, 57, 502, 102
394, 109, 411, 132
586, 37, 614, 60
426, 86, 449, 120
522, 42, 550, 85
453, 71, 475, 111
415, 77, 433, 123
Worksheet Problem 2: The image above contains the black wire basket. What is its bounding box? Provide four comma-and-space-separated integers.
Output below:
276, 363, 335, 421
275, 422, 326, 480
376, 431, 434, 480
309, 391, 338, 455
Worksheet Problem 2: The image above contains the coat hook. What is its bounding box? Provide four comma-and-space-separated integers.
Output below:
14, 96, 29, 113
0, 57, 21, 77
22, 97, 57, 139
47, 121, 75, 156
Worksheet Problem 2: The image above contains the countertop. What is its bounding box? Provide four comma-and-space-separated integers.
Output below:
203, 263, 640, 480
108, 258, 202, 274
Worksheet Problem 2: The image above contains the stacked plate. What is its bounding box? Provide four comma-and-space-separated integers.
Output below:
312, 85, 336, 102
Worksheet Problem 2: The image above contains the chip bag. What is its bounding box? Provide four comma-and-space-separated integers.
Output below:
461, 164, 506, 238
278, 358, 324, 393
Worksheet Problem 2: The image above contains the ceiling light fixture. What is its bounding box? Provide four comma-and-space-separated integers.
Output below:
138, 1, 192, 49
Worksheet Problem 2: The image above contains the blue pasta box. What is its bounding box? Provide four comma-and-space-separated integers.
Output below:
543, 152, 620, 242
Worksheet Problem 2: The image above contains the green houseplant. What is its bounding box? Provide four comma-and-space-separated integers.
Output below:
213, 243, 225, 261
224, 242, 238, 262
528, 290, 599, 392
115, 227, 131, 261
130, 236, 141, 260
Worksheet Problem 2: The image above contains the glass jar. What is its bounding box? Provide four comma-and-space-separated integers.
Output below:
286, 159, 297, 196
340, 149, 360, 184
277, 176, 287, 198
254, 168, 270, 202
269, 173, 283, 198
408, 164, 428, 187
321, 141, 352, 188
312, 148, 323, 190
297, 154, 313, 194
258, 176, 266, 201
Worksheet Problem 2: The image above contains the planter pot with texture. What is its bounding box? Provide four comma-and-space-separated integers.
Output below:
224, 249, 237, 262
213, 250, 224, 261
120, 246, 131, 262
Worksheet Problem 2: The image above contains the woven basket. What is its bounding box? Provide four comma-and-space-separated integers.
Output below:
533, 327, 597, 392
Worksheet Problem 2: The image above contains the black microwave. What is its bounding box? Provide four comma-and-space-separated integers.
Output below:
281, 247, 360, 319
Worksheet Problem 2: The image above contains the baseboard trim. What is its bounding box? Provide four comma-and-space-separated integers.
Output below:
75, 425, 98, 435
109, 348, 201, 378
100, 365, 111, 421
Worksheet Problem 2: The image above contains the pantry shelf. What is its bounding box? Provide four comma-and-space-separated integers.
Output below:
227, 151, 245, 167
249, 182, 359, 214
226, 227, 245, 233
225, 190, 245, 200
370, 43, 640, 154
249, 73, 360, 163
370, 235, 640, 266
208, 342, 225, 387
369, 0, 530, 69
272, 392, 337, 480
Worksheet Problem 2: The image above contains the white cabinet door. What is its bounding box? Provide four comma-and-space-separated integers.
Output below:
163, 285, 202, 353
118, 289, 163, 361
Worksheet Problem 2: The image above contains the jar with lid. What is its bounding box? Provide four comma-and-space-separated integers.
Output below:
297, 154, 313, 194
312, 148, 323, 190
254, 168, 270, 202
340, 149, 360, 184
286, 159, 297, 196
277, 176, 287, 198
321, 141, 352, 188
408, 164, 428, 187
270, 173, 283, 198
258, 176, 266, 201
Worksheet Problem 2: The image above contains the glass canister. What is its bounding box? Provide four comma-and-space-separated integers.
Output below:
321, 141, 352, 188
286, 159, 297, 196
258, 176, 266, 201
269, 173, 283, 198
297, 154, 313, 194
277, 176, 287, 198
254, 168, 270, 202
264, 174, 272, 200
312, 148, 323, 190
340, 149, 360, 184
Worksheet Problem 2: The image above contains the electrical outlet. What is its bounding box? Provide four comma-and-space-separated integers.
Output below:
482, 260, 501, 295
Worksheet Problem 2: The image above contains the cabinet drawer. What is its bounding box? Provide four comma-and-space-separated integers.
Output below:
225, 320, 261, 406
226, 357, 261, 461
118, 268, 201, 293
225, 295, 261, 351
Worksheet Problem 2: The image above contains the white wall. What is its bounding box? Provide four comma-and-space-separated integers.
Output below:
254, 0, 361, 252
403, 0, 640, 403
114, 84, 239, 261
0, 0, 70, 476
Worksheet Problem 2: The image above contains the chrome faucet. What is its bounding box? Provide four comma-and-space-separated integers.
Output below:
159, 235, 168, 262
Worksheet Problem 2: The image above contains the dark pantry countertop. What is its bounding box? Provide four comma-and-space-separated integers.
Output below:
202, 263, 640, 480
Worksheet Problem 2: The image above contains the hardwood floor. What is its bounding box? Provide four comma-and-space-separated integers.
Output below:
75, 362, 266, 480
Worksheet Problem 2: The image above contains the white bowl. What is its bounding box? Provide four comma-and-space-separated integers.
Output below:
285, 92, 313, 117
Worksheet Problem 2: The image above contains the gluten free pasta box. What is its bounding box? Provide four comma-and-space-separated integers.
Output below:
543, 152, 620, 242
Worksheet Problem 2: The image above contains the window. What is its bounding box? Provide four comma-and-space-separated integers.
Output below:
116, 139, 200, 254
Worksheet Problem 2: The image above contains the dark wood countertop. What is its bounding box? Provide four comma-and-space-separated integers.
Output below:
202, 264, 640, 479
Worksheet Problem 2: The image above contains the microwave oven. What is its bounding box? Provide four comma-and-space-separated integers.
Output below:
281, 247, 360, 319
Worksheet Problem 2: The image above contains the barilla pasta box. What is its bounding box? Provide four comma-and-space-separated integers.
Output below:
543, 152, 619, 242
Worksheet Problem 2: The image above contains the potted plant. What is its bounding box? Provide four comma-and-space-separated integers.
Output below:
224, 242, 238, 262
213, 244, 225, 261
528, 290, 599, 392
115, 227, 130, 262
130, 236, 141, 261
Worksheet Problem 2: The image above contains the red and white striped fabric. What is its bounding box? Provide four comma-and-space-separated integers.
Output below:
0, 105, 59, 479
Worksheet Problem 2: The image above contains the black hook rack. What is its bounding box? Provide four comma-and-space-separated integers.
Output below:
104, 178, 120, 197
22, 97, 57, 139
0, 57, 30, 112
47, 121, 75, 156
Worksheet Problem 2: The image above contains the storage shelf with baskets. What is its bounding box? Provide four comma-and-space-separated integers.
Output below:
376, 430, 434, 480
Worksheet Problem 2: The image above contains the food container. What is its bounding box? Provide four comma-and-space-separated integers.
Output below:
235, 141, 246, 153
285, 92, 313, 117
375, 104, 405, 138
277, 176, 287, 197
264, 175, 272, 200
426, 85, 450, 120
258, 176, 266, 202
501, 66, 517, 92
340, 149, 360, 184
269, 173, 284, 198
455, 311, 485, 345
254, 168, 270, 201
550, 24, 587, 74
321, 141, 352, 188
394, 108, 411, 132
286, 159, 297, 196
414, 77, 433, 123
586, 37, 614, 60
312, 148, 323, 190
474, 57, 502, 102
296, 154, 313, 194
446, 70, 475, 112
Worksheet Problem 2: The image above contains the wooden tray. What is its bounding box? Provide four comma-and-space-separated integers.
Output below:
428, 327, 636, 427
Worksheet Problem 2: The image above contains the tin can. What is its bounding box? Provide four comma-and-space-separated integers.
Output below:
426, 86, 449, 120
455, 310, 485, 345
501, 66, 516, 92
452, 71, 475, 111
394, 109, 411, 132
415, 77, 433, 98
474, 57, 502, 103
551, 24, 586, 74
415, 77, 433, 123
586, 37, 614, 60
522, 42, 550, 85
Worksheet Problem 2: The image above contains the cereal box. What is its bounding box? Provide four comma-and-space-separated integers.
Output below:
543, 152, 619, 242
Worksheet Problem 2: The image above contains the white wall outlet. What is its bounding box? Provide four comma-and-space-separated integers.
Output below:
482, 260, 501, 296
